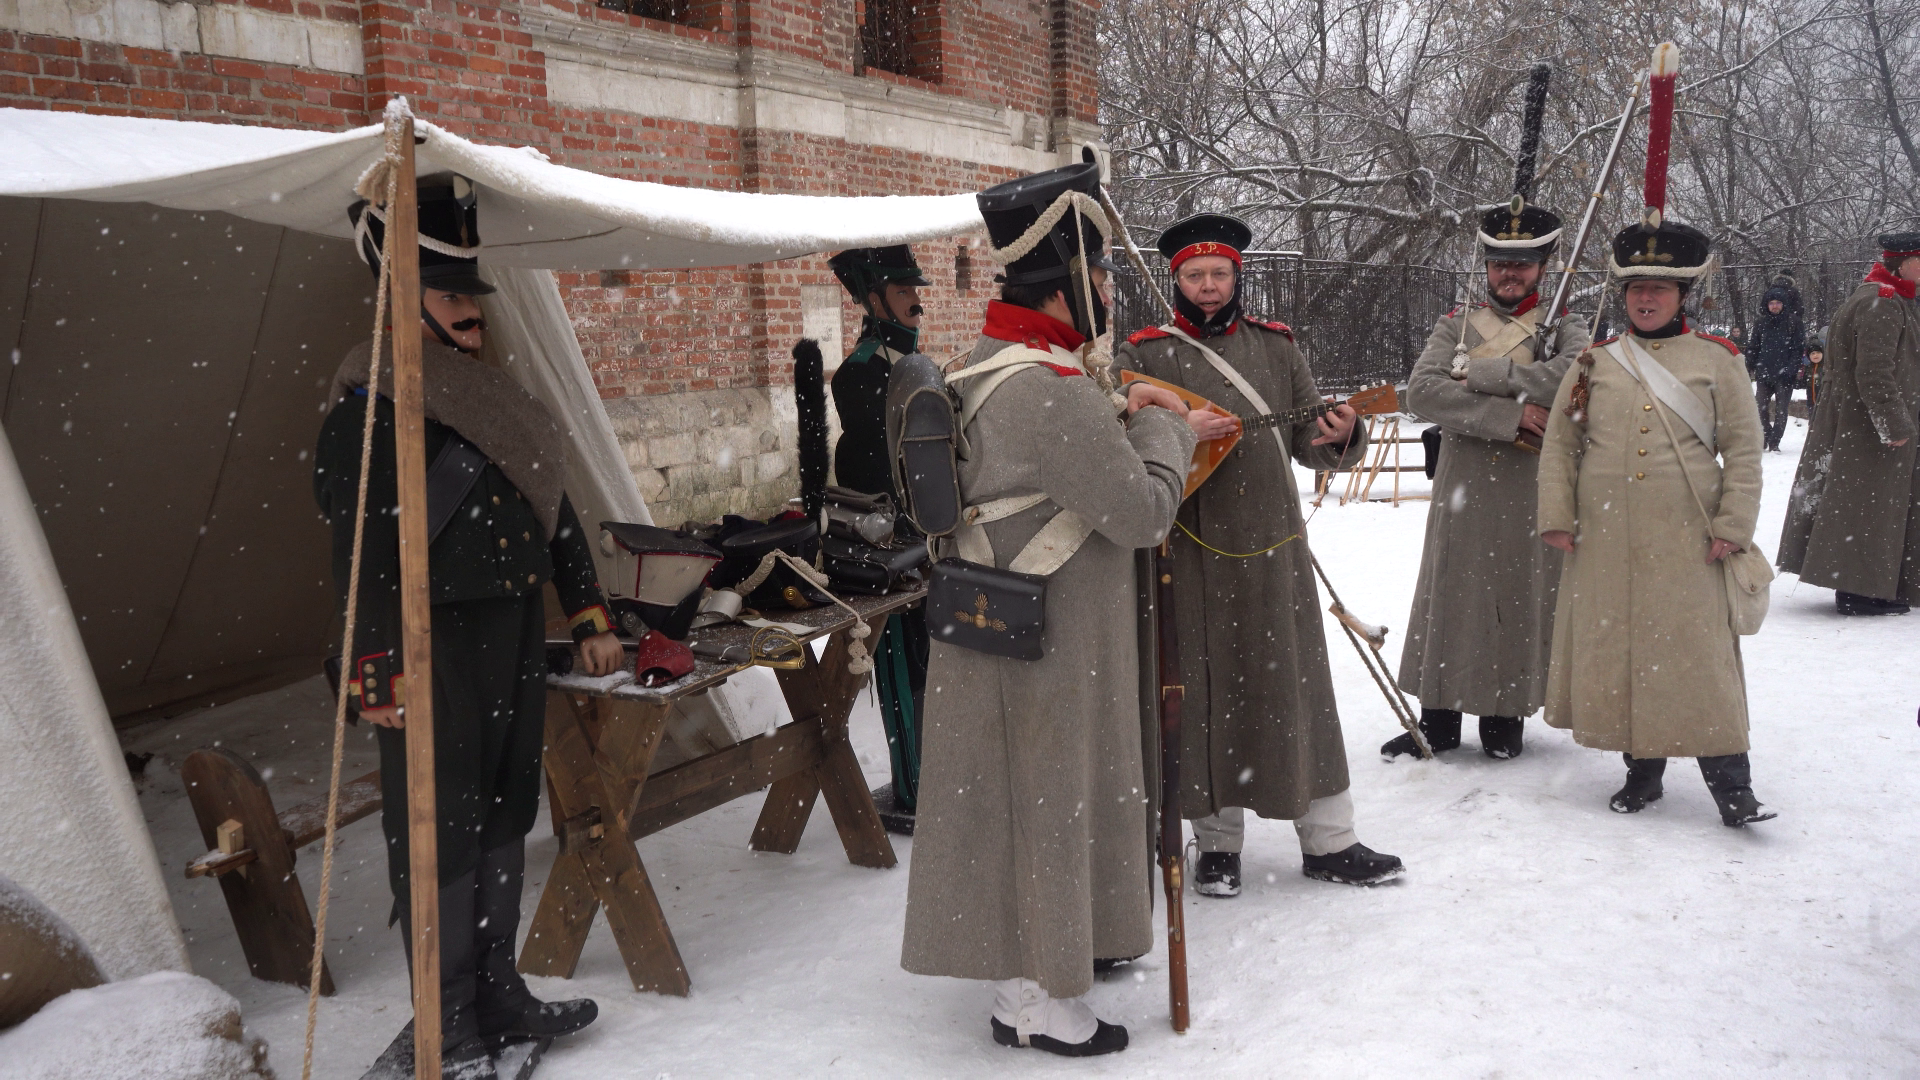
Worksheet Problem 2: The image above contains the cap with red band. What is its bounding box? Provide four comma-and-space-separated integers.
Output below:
1880, 232, 1920, 260
1157, 213, 1253, 272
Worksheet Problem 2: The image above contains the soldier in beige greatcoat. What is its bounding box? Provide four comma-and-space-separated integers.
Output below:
1535, 212, 1775, 828
1388, 197, 1589, 762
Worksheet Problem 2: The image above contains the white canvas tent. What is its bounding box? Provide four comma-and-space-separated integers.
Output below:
0, 106, 984, 982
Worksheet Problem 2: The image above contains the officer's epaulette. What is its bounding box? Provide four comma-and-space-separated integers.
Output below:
1693, 330, 1741, 355
1878, 283, 1902, 299
1244, 317, 1294, 340
1592, 334, 1622, 347
1038, 361, 1087, 377
1126, 326, 1173, 346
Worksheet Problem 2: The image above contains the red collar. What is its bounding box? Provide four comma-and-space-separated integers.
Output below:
1171, 312, 1236, 337
1511, 292, 1540, 316
982, 300, 1086, 353
1868, 262, 1917, 300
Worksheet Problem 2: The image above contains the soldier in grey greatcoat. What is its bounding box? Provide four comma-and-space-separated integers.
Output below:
1385, 198, 1589, 762
1113, 214, 1403, 900
900, 163, 1203, 1057
1777, 233, 1920, 616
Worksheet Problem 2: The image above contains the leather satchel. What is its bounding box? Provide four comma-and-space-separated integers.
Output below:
926, 556, 1048, 661
821, 534, 929, 595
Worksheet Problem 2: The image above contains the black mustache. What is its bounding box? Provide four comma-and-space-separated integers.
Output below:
907, 304, 925, 317
450, 317, 487, 332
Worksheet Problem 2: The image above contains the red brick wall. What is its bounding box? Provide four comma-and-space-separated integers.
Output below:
5, 0, 1097, 511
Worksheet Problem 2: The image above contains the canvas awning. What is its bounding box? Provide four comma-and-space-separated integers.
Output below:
0, 107, 987, 268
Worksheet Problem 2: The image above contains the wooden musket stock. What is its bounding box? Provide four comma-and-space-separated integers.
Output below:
1154, 539, 1191, 1033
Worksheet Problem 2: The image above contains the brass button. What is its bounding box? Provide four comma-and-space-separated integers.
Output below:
1638, 448, 1648, 456
1636, 471, 1646, 480
1237, 486, 1247, 496
363, 662, 376, 674
1640, 426, 1650, 434
1643, 404, 1653, 411
498, 538, 509, 549
522, 532, 530, 541
1235, 448, 1244, 458
491, 495, 501, 505
527, 573, 538, 584
1650, 342, 1662, 350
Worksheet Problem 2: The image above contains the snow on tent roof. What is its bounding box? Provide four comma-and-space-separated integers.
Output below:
0, 108, 987, 268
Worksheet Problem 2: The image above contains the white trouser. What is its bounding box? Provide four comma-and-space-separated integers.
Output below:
1190, 788, 1359, 857
992, 979, 1098, 1044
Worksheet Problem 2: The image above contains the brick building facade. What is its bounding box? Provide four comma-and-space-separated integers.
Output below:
1, 0, 1102, 522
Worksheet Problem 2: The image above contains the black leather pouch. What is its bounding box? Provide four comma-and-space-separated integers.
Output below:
822, 535, 929, 595
926, 557, 1047, 661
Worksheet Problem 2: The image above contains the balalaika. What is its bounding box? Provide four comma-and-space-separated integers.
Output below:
1118, 371, 1399, 496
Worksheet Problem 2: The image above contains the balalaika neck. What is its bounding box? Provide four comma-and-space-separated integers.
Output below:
1240, 400, 1335, 432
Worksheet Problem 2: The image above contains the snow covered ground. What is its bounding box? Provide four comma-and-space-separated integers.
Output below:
121, 412, 1919, 1078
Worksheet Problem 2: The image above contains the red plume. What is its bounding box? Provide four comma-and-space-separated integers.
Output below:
1642, 43, 1679, 225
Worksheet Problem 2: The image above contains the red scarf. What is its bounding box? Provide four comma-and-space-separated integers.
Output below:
981, 300, 1086, 353
1867, 261, 1917, 300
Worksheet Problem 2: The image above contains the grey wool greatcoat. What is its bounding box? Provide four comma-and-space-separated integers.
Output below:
1777, 280, 1920, 601
900, 335, 1195, 1000
1399, 298, 1589, 717
1537, 327, 1765, 758
1113, 317, 1368, 822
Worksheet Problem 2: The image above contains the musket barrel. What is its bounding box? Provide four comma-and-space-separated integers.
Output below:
1548, 69, 1648, 319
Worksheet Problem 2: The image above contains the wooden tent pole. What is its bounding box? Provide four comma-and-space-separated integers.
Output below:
384, 105, 442, 1080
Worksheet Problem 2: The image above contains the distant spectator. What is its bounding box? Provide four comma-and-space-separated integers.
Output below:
1747, 276, 1806, 451
1806, 343, 1824, 406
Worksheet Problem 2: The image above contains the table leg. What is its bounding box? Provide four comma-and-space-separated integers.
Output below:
749, 615, 897, 869
519, 691, 690, 995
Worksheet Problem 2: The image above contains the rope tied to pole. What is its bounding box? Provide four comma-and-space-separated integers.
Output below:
300, 126, 402, 1080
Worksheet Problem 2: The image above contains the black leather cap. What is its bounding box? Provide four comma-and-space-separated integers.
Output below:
350, 174, 496, 295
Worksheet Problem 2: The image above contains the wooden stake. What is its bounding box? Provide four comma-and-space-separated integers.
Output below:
384, 106, 442, 1080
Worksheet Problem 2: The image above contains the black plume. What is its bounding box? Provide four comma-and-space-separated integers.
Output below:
793, 338, 829, 517
1513, 63, 1551, 200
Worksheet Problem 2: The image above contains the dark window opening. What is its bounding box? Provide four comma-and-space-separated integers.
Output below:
861, 0, 923, 78
954, 245, 973, 293
600, 0, 694, 26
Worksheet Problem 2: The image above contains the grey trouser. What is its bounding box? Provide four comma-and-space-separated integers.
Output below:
1190, 788, 1359, 857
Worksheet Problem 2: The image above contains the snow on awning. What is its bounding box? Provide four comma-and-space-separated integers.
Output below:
0, 108, 987, 270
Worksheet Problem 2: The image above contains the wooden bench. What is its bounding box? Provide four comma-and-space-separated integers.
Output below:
181, 748, 383, 994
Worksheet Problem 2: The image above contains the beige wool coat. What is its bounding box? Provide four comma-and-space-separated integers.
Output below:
1777, 280, 1920, 601
1112, 318, 1368, 822
1398, 299, 1589, 717
1537, 327, 1765, 758
900, 335, 1195, 1000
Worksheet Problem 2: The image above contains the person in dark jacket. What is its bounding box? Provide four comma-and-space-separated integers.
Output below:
826, 245, 929, 828
315, 176, 623, 1078
1748, 276, 1806, 451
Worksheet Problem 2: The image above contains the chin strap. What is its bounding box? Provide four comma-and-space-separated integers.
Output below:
418, 305, 476, 355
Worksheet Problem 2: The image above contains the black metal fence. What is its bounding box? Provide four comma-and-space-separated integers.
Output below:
1113, 256, 1878, 387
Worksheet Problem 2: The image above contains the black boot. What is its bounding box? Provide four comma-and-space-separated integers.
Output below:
1699, 753, 1777, 826
388, 869, 493, 1080
1609, 753, 1666, 813
1837, 591, 1911, 616
992, 1017, 1129, 1056
472, 841, 598, 1044
1193, 852, 1241, 898
1301, 843, 1404, 885
1381, 708, 1462, 759
1479, 715, 1524, 760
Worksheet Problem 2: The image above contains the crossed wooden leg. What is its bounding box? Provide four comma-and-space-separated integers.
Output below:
517, 616, 897, 996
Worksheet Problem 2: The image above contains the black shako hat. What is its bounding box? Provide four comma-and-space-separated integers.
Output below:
1880, 232, 1920, 260
977, 162, 1116, 286
349, 174, 496, 295
1156, 213, 1253, 268
1477, 199, 1564, 264
828, 245, 930, 301
1608, 216, 1713, 283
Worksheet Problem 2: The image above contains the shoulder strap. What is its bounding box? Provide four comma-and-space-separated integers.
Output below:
948, 344, 1062, 435
1465, 306, 1542, 362
1158, 323, 1289, 457
426, 433, 489, 544
1605, 339, 1717, 452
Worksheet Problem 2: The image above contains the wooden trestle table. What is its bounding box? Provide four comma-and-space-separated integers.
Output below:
515, 587, 922, 995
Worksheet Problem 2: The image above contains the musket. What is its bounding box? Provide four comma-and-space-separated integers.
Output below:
1153, 538, 1191, 1034
1546, 67, 1648, 322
